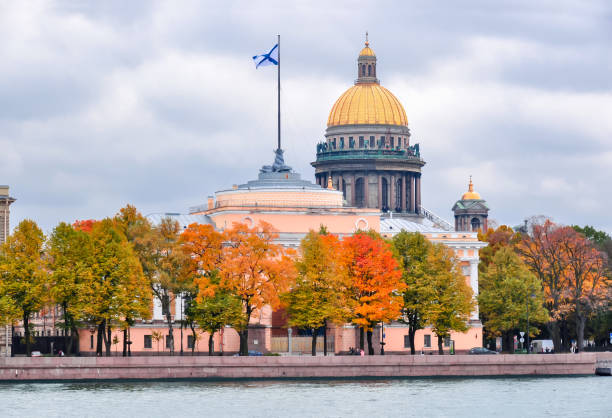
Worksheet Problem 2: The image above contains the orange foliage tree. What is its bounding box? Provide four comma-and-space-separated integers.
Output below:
341, 231, 404, 355
219, 221, 296, 356
518, 219, 611, 352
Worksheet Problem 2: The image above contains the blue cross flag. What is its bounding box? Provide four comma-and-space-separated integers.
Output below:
252, 44, 279, 68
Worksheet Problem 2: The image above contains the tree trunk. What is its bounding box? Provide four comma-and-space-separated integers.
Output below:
208, 333, 214, 356
576, 313, 586, 353
323, 321, 328, 356
359, 327, 365, 351
311, 329, 317, 356
23, 313, 31, 357
437, 334, 444, 355
408, 326, 416, 355
163, 294, 174, 355
366, 329, 374, 355
69, 327, 78, 355
62, 303, 70, 355
96, 322, 104, 356
122, 328, 128, 357
190, 325, 196, 354
239, 305, 252, 356
105, 324, 111, 356
127, 328, 131, 357
547, 321, 561, 353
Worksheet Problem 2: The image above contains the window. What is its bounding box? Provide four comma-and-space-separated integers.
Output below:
390, 137, 394, 148
424, 335, 431, 348
187, 335, 194, 349
471, 218, 481, 232
90, 335, 94, 349
165, 335, 173, 349
368, 64, 371, 76
144, 335, 152, 349
379, 136, 385, 148
404, 335, 411, 349
369, 136, 374, 148
359, 136, 364, 148
444, 337, 451, 347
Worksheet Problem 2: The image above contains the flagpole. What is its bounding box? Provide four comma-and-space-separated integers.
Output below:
277, 34, 281, 151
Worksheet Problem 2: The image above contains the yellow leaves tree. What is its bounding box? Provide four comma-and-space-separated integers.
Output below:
220, 221, 296, 356
341, 231, 404, 355
283, 231, 352, 356
425, 243, 475, 354
81, 218, 151, 356
0, 220, 47, 356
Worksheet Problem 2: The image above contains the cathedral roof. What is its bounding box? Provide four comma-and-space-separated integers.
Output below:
327, 38, 408, 128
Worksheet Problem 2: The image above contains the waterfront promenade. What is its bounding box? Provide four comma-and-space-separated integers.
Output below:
1, 353, 610, 381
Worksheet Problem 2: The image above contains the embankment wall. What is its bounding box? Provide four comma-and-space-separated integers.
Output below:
2, 353, 611, 381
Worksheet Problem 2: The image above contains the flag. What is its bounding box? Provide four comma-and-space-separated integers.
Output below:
252, 44, 279, 68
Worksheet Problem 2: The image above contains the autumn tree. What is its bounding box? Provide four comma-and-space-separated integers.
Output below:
47, 222, 94, 355
479, 247, 548, 352
0, 220, 47, 356
560, 227, 610, 350
342, 231, 404, 355
392, 231, 436, 354
517, 220, 569, 351
180, 223, 242, 355
426, 243, 475, 354
283, 231, 351, 356
220, 221, 296, 356
81, 218, 151, 356
477, 225, 521, 271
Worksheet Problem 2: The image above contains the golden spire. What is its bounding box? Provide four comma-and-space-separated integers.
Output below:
365, 31, 369, 47
462, 175, 481, 200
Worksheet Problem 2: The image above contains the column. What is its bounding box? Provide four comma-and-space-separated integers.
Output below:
410, 174, 416, 213
377, 175, 382, 209
469, 259, 479, 320
363, 172, 369, 208
338, 174, 343, 197
390, 174, 396, 211
401, 174, 406, 212
350, 173, 356, 206
416, 174, 421, 213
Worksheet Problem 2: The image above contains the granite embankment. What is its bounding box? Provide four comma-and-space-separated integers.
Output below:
1, 353, 611, 381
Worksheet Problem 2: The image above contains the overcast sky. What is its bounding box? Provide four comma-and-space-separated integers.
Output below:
1, 0, 611, 235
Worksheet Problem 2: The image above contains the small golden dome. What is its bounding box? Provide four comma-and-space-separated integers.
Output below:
327, 83, 408, 127
359, 44, 375, 57
462, 177, 481, 200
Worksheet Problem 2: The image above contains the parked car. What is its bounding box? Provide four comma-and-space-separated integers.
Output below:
30, 351, 42, 357
468, 347, 498, 355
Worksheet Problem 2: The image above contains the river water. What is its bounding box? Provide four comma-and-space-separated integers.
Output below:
0, 376, 609, 418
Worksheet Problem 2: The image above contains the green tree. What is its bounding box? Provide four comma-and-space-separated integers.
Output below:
47, 222, 94, 355
392, 231, 436, 354
284, 231, 351, 356
479, 247, 548, 353
426, 243, 475, 355
0, 220, 47, 356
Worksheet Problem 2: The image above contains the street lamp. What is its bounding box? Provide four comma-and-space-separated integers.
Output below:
380, 323, 385, 355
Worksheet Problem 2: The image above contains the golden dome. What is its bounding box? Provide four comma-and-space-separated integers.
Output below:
359, 42, 375, 57
327, 83, 408, 127
462, 177, 481, 200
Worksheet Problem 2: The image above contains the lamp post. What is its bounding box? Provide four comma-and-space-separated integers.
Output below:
180, 293, 184, 356
380, 323, 385, 355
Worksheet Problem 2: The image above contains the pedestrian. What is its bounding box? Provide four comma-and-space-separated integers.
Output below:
360, 349, 364, 356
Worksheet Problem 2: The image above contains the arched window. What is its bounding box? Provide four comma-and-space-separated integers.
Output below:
368, 65, 372, 76
381, 177, 389, 211
355, 178, 365, 208
471, 218, 481, 232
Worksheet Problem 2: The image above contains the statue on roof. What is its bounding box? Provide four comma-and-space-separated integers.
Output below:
260, 148, 292, 173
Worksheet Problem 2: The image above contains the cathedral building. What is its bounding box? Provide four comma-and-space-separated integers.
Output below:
312, 39, 424, 215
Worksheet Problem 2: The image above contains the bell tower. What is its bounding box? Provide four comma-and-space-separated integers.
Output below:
357, 32, 378, 84
452, 177, 489, 232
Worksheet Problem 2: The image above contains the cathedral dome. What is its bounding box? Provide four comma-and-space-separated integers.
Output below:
327, 38, 408, 128
461, 178, 481, 200
327, 84, 408, 127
